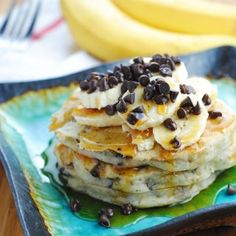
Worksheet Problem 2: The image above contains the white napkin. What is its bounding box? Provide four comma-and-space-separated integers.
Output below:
0, 0, 101, 83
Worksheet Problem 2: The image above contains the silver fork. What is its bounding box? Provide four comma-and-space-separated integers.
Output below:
0, 0, 41, 52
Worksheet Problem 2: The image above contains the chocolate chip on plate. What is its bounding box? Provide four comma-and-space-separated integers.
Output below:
153, 94, 169, 105
98, 214, 111, 228
177, 108, 187, 119
69, 199, 80, 212
166, 57, 176, 70
143, 86, 155, 100
226, 184, 236, 195
121, 81, 128, 94
163, 118, 177, 131
138, 74, 150, 86
105, 104, 116, 116
127, 81, 139, 93
180, 96, 193, 108
108, 75, 119, 88
169, 90, 179, 103
171, 56, 181, 65
159, 64, 172, 77
132, 106, 144, 113
192, 102, 201, 115
148, 62, 160, 72
156, 81, 170, 95
124, 93, 135, 104
133, 57, 144, 64
79, 80, 89, 91
87, 79, 97, 93
116, 99, 128, 113
170, 137, 181, 149
98, 78, 109, 91
130, 63, 144, 80
208, 111, 222, 119
127, 113, 138, 125
120, 65, 131, 80
114, 71, 124, 82
180, 84, 196, 94
202, 94, 211, 106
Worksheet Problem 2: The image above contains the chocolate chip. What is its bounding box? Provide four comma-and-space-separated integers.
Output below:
133, 57, 144, 64
159, 64, 172, 77
208, 111, 222, 119
87, 80, 97, 93
113, 65, 121, 73
138, 74, 150, 86
226, 184, 236, 195
180, 84, 196, 94
166, 58, 176, 70
121, 65, 131, 80
152, 54, 162, 63
114, 71, 124, 82
170, 137, 181, 149
90, 163, 100, 178
144, 86, 155, 100
148, 62, 160, 72
169, 90, 179, 103
156, 82, 170, 95
69, 199, 80, 212
121, 81, 128, 94
180, 96, 193, 108
108, 76, 119, 88
99, 214, 110, 228
98, 78, 109, 91
127, 113, 138, 125
127, 81, 139, 93
105, 104, 116, 116
130, 64, 144, 80
163, 118, 177, 131
121, 203, 137, 215
116, 99, 128, 113
124, 93, 135, 104
202, 94, 211, 106
192, 102, 201, 115
132, 106, 144, 113
79, 80, 89, 91
177, 108, 187, 119
153, 94, 169, 105
171, 56, 181, 65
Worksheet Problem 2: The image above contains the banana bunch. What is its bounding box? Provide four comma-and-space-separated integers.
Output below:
61, 0, 236, 61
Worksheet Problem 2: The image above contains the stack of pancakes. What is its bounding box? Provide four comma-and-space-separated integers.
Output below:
50, 55, 236, 208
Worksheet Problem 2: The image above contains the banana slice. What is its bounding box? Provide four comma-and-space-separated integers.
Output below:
118, 77, 183, 130
73, 84, 122, 109
153, 95, 208, 151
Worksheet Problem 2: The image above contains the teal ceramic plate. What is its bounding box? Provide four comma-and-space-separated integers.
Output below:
0, 46, 236, 236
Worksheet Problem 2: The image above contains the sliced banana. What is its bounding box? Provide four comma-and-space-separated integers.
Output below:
73, 84, 122, 109
118, 77, 183, 130
153, 96, 208, 151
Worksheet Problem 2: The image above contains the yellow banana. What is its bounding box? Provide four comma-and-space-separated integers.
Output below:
61, 0, 236, 61
112, 0, 236, 35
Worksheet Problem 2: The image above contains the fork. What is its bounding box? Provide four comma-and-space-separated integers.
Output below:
0, 0, 41, 52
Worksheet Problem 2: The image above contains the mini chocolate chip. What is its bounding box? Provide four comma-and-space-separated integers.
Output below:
166, 58, 176, 70
105, 104, 116, 116
121, 81, 128, 94
144, 86, 155, 100
156, 82, 170, 95
138, 74, 150, 86
113, 66, 121, 73
87, 80, 97, 93
98, 78, 109, 91
159, 64, 172, 77
169, 90, 179, 103
121, 65, 131, 80
90, 163, 100, 178
79, 80, 89, 91
124, 93, 135, 104
114, 71, 124, 82
127, 113, 138, 125
180, 84, 196, 94
121, 203, 136, 215
148, 62, 160, 72
177, 108, 187, 119
130, 63, 144, 80
170, 137, 181, 149
127, 81, 139, 93
133, 57, 144, 64
180, 96, 193, 108
202, 94, 211, 106
108, 76, 119, 88
132, 106, 144, 113
226, 184, 236, 195
171, 56, 181, 65
99, 214, 110, 228
163, 118, 177, 131
192, 102, 201, 115
153, 94, 169, 105
116, 99, 128, 113
208, 111, 222, 119
69, 199, 80, 212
